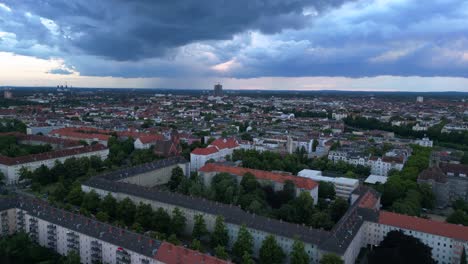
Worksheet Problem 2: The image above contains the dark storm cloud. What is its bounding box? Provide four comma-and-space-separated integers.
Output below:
3, 0, 351, 61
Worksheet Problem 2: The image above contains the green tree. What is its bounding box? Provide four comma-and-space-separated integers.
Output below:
167, 234, 181, 245
169, 166, 184, 190
329, 198, 349, 223
101, 193, 117, 220
96, 211, 109, 222
62, 250, 81, 264
135, 203, 154, 230
81, 190, 101, 213
259, 235, 285, 264
117, 197, 136, 226
154, 207, 171, 234
242, 251, 255, 264
291, 239, 309, 264
191, 239, 202, 251
66, 185, 84, 206
233, 225, 254, 261
192, 214, 208, 240
214, 245, 229, 260
291, 191, 315, 223
320, 253, 343, 264
367, 230, 435, 264
171, 207, 186, 236
318, 182, 336, 200
447, 210, 468, 226
0, 171, 5, 185
211, 216, 229, 248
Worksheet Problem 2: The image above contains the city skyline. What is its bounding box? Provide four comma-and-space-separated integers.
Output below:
0, 0, 467, 91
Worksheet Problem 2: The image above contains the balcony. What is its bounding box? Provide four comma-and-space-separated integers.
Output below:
116, 250, 131, 264
91, 252, 102, 260
47, 241, 56, 248
68, 243, 80, 252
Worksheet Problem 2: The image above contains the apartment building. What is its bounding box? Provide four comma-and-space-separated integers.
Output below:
297, 169, 359, 200
0, 144, 109, 184
79, 158, 468, 264
190, 137, 240, 171
0, 196, 229, 264
199, 163, 319, 204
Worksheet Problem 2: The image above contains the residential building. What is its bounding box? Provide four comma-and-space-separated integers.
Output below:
0, 195, 229, 264
81, 157, 468, 264
214, 83, 223, 97
298, 169, 359, 200
415, 137, 434, 147
199, 163, 319, 203
190, 137, 240, 171
0, 144, 109, 184
418, 162, 468, 208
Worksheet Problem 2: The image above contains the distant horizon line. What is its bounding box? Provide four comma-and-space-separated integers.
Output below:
0, 85, 467, 94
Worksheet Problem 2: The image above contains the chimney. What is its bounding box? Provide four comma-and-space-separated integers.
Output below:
138, 235, 142, 242
109, 226, 112, 233
149, 239, 153, 246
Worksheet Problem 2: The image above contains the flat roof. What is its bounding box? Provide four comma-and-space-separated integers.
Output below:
364, 175, 388, 184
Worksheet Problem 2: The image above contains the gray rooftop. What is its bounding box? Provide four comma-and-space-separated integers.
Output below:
99, 156, 188, 181
2, 195, 162, 258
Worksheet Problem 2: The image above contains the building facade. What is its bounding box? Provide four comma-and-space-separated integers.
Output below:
0, 196, 228, 264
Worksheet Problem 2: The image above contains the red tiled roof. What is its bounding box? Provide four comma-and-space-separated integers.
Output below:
379, 211, 468, 241
0, 132, 81, 148
137, 134, 164, 144
210, 137, 239, 150
191, 146, 219, 155
50, 127, 111, 141
199, 163, 318, 190
154, 242, 232, 264
358, 191, 379, 209
0, 144, 107, 165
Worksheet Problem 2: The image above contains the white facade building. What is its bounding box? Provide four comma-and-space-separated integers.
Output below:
415, 137, 434, 147
190, 137, 240, 171
0, 145, 109, 184
298, 169, 359, 199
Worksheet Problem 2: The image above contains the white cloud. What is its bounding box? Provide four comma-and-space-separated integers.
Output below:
0, 2, 11, 12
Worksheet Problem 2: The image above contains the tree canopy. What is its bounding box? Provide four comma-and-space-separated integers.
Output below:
367, 230, 435, 264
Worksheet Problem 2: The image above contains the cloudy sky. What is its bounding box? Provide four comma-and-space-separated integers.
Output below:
0, 0, 468, 91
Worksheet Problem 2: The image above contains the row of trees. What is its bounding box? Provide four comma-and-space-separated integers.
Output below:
232, 149, 370, 177
376, 145, 434, 216
344, 116, 468, 150
308, 157, 371, 178
0, 135, 52, 157
55, 186, 327, 264
0, 118, 26, 133
232, 149, 310, 175
169, 168, 348, 230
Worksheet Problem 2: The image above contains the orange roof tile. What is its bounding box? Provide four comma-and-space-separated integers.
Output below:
379, 211, 468, 241
210, 137, 239, 149
199, 163, 318, 190
191, 146, 219, 155
154, 242, 232, 264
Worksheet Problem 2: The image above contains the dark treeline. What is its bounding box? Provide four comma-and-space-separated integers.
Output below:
344, 116, 468, 150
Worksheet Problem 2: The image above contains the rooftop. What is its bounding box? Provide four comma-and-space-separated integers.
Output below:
379, 211, 468, 241
199, 163, 319, 190
0, 144, 107, 166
